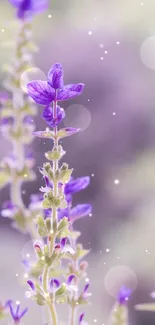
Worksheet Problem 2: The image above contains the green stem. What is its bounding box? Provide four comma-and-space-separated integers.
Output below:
46, 98, 59, 325
47, 300, 58, 325
43, 266, 48, 293
70, 305, 76, 325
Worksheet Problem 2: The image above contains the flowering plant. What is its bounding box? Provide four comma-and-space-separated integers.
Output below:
0, 0, 48, 237
21, 62, 92, 325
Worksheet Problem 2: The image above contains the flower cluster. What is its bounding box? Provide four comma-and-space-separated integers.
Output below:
21, 63, 92, 325
108, 287, 131, 325
0, 0, 48, 236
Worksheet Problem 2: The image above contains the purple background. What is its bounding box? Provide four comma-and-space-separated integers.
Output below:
1, 0, 155, 324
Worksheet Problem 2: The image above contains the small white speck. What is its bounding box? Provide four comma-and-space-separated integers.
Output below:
24, 273, 28, 278
141, 2, 144, 5
25, 291, 31, 298
100, 57, 104, 60
76, 302, 79, 305
114, 179, 120, 185
99, 44, 104, 48
88, 31, 92, 36
91, 173, 94, 177
104, 262, 106, 265
1, 29, 4, 33
94, 320, 97, 323
89, 213, 92, 217
104, 50, 108, 54
48, 14, 52, 18
85, 278, 90, 282
24, 174, 27, 178
145, 249, 148, 253
113, 112, 116, 116
117, 256, 120, 259
88, 99, 90, 102
16, 301, 20, 305
116, 41, 120, 45
16, 273, 18, 277
26, 253, 30, 258
106, 248, 110, 253
100, 250, 102, 253
88, 241, 91, 245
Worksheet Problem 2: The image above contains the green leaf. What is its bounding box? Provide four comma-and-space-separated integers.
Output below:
45, 150, 61, 161
76, 244, 90, 259
56, 295, 67, 304
49, 268, 65, 277
57, 227, 70, 238
37, 216, 45, 228
36, 293, 46, 306
38, 226, 48, 237
58, 217, 68, 231
30, 266, 42, 278
36, 258, 45, 268
55, 283, 67, 296
57, 128, 80, 139
46, 218, 51, 232
59, 169, 73, 184
45, 256, 53, 267
0, 171, 10, 189
33, 130, 55, 139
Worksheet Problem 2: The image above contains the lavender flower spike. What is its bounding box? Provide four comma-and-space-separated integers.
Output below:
27, 63, 85, 105
6, 301, 28, 323
9, 0, 49, 19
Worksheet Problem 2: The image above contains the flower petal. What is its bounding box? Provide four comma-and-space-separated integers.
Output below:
27, 81, 55, 105
70, 204, 92, 221
58, 208, 69, 221
19, 307, 28, 319
67, 274, 76, 285
8, 0, 21, 7
31, 0, 49, 13
48, 63, 64, 89
42, 105, 65, 127
117, 286, 131, 305
57, 83, 85, 101
79, 313, 85, 324
27, 280, 35, 291
65, 177, 90, 195
60, 237, 67, 248
50, 278, 60, 289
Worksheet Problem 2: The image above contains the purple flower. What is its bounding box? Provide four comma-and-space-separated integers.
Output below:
27, 63, 85, 105
42, 105, 65, 127
79, 313, 88, 325
1, 201, 18, 218
6, 300, 28, 323
65, 176, 90, 195
117, 286, 132, 305
9, 0, 49, 19
0, 92, 9, 105
58, 204, 92, 223
27, 277, 60, 296
0, 117, 14, 126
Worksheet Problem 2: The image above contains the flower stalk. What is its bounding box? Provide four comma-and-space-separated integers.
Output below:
25, 63, 92, 325
0, 0, 48, 238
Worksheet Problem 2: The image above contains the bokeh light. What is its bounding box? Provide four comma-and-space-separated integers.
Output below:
140, 36, 155, 69
104, 265, 137, 298
20, 67, 46, 93
63, 104, 91, 131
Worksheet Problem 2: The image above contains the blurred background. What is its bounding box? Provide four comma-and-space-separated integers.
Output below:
1, 0, 155, 324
